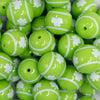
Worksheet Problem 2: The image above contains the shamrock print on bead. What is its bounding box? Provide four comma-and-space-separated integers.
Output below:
72, 36, 81, 47
13, 0, 22, 10
56, 54, 64, 64
77, 0, 86, 7
73, 56, 78, 65
90, 72, 100, 82
17, 81, 24, 89
34, 0, 41, 8
92, 49, 100, 58
4, 63, 13, 74
19, 37, 26, 48
17, 18, 27, 26
51, 16, 63, 27
74, 71, 82, 82
33, 82, 41, 91
7, 89, 14, 98
50, 82, 58, 89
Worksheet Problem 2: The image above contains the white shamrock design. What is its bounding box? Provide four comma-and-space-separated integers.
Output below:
50, 82, 58, 89
17, 81, 24, 89
72, 36, 81, 47
34, 0, 41, 8
92, 49, 100, 57
12, 76, 19, 82
74, 93, 77, 100
73, 56, 78, 65
56, 54, 64, 64
13, 0, 22, 10
94, 39, 100, 46
90, 72, 100, 82
77, 0, 86, 7
19, 37, 26, 48
17, 18, 27, 26
46, 75, 56, 80
74, 71, 82, 81
7, 89, 14, 98
51, 16, 63, 27
4, 63, 13, 74
33, 83, 41, 91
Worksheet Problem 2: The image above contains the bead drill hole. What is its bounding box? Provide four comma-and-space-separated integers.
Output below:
27, 69, 31, 72
84, 27, 87, 30
38, 36, 41, 39
2, 6, 5, 9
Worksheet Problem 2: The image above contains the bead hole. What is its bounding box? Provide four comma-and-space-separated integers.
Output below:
84, 27, 87, 30
27, 68, 31, 72
38, 36, 41, 39
2, 6, 5, 9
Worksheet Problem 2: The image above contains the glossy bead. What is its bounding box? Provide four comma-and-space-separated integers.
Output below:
29, 30, 56, 56
18, 58, 41, 84
16, 81, 33, 100
78, 96, 96, 100
0, 52, 13, 80
0, 80, 14, 100
46, 8, 72, 35
57, 66, 83, 91
38, 52, 66, 80
32, 80, 60, 100
93, 37, 100, 50
58, 33, 84, 60
75, 12, 100, 39
73, 45, 100, 74
1, 29, 28, 56
7, 0, 34, 26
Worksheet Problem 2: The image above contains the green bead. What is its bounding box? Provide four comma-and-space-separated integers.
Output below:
38, 52, 66, 80
29, 30, 56, 56
0, 0, 11, 16
32, 16, 46, 32
58, 33, 84, 60
93, 38, 100, 50
1, 29, 28, 56
57, 66, 83, 91
60, 90, 77, 100
6, 21, 31, 35
79, 81, 99, 96
46, 8, 72, 35
27, 0, 45, 18
97, 9, 100, 16
45, 0, 70, 7
87, 69, 100, 91
73, 45, 100, 74
7, 0, 34, 26
78, 96, 96, 100
18, 58, 41, 84
0, 80, 14, 100
0, 17, 3, 31
33, 80, 60, 100
72, 0, 97, 19
0, 52, 13, 80
16, 81, 33, 100
75, 12, 100, 39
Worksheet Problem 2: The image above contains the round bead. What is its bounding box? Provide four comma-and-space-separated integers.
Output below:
32, 16, 46, 31
79, 81, 99, 96
58, 33, 84, 60
78, 96, 96, 100
57, 66, 83, 91
93, 38, 100, 50
28, 0, 45, 18
0, 52, 13, 80
7, 0, 34, 26
29, 30, 56, 56
72, 0, 97, 19
38, 52, 66, 80
45, 0, 70, 7
75, 12, 100, 39
32, 80, 60, 100
46, 8, 72, 35
18, 58, 41, 84
0, 80, 14, 100
6, 21, 31, 35
16, 81, 33, 100
7, 58, 20, 82
73, 45, 100, 74
87, 69, 100, 91
1, 29, 28, 56
0, 17, 3, 30
0, 0, 11, 16
60, 90, 77, 100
